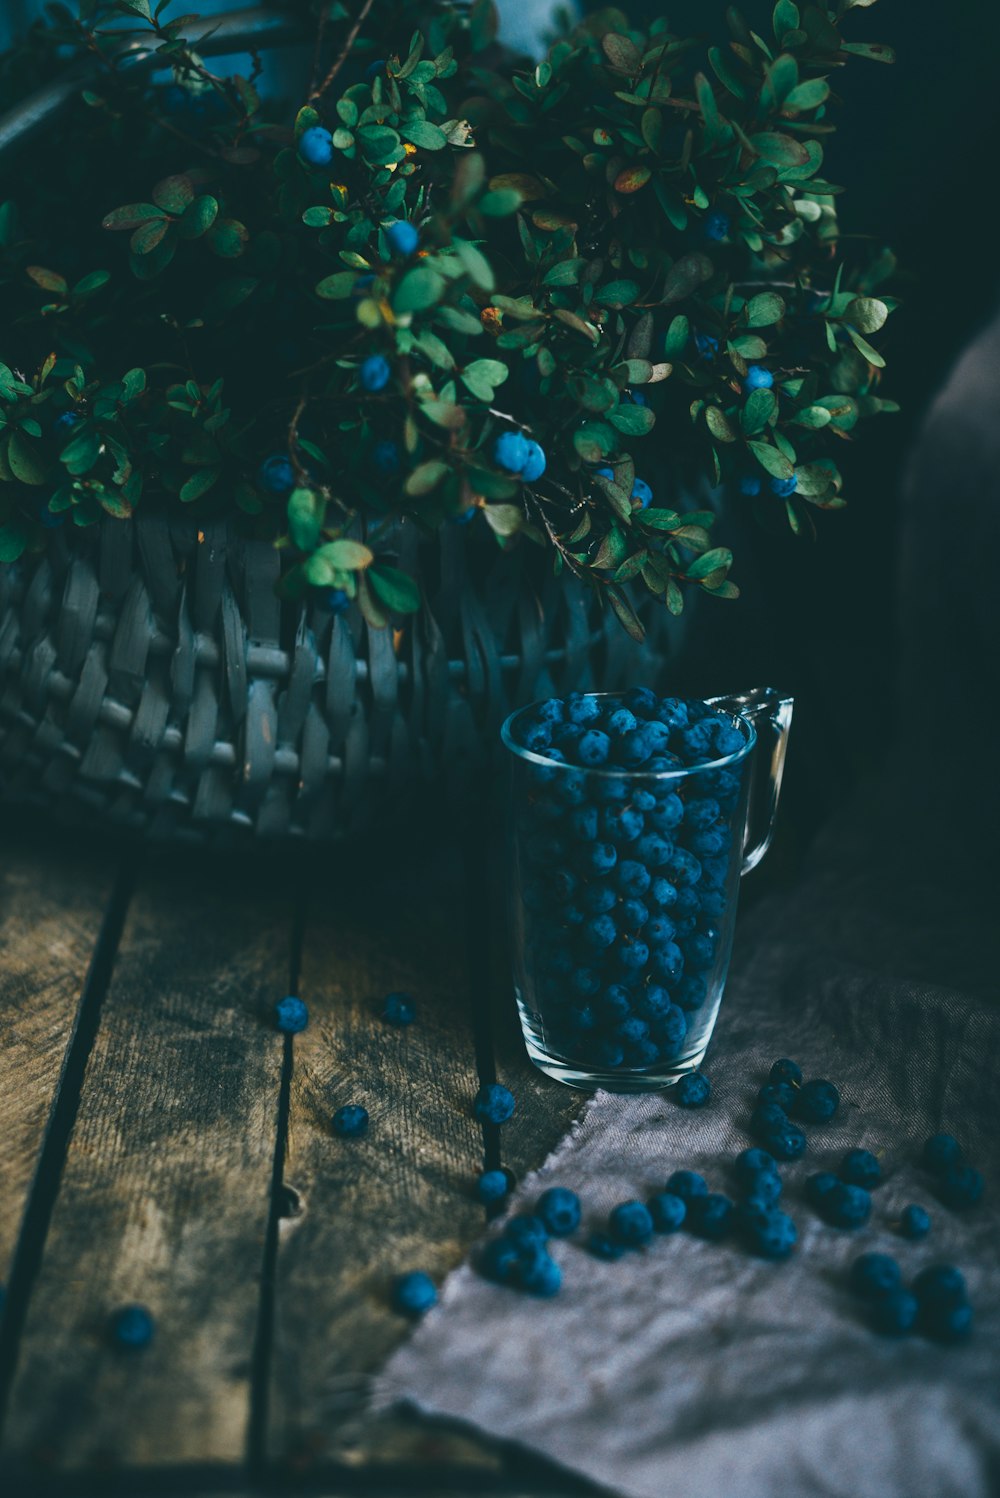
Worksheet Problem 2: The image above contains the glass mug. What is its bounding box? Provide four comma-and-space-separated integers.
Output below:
501, 688, 794, 1092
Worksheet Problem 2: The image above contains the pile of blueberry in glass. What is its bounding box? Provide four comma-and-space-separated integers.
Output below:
474, 1061, 984, 1344
511, 688, 749, 1073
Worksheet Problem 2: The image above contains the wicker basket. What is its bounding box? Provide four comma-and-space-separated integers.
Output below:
0, 515, 671, 841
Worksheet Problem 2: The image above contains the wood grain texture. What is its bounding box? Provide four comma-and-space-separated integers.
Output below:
0, 833, 115, 1290
2, 853, 289, 1477
266, 845, 489, 1471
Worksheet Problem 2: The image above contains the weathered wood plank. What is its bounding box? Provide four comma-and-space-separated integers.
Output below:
266, 845, 489, 1471
2, 853, 289, 1476
0, 832, 115, 1292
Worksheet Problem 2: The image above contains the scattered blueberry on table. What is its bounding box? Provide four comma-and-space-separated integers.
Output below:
608, 1200, 655, 1247
332, 1104, 369, 1139
920, 1133, 985, 1212
898, 1203, 931, 1240
850, 1258, 974, 1342
839, 1149, 881, 1189
108, 1304, 155, 1350
537, 1187, 581, 1237
675, 1072, 712, 1109
391, 1271, 437, 1317
274, 995, 309, 1034
473, 1083, 517, 1125
476, 1169, 510, 1205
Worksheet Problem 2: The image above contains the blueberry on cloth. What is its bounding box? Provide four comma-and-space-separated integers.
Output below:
537, 1187, 581, 1237
609, 1200, 655, 1246
770, 475, 797, 497
758, 1082, 797, 1111
360, 354, 391, 391
922, 1132, 962, 1174
921, 1300, 973, 1343
936, 1163, 984, 1211
805, 1172, 839, 1209
391, 1271, 437, 1316
333, 1104, 369, 1138
735, 1147, 777, 1187
822, 1182, 871, 1229
494, 430, 531, 473
476, 1170, 509, 1204
519, 1249, 562, 1297
274, 995, 308, 1034
666, 1170, 708, 1203
791, 1077, 840, 1124
259, 454, 295, 494
386, 219, 419, 257
762, 1123, 807, 1162
746, 1169, 782, 1206
382, 991, 415, 1026
850, 1253, 902, 1300
899, 1204, 931, 1240
588, 1231, 627, 1261
913, 1263, 967, 1311
870, 1289, 919, 1337
745, 1209, 797, 1260
474, 1083, 516, 1125
520, 440, 547, 482
299, 124, 334, 165
479, 1236, 521, 1285
676, 1072, 711, 1108
689, 1192, 734, 1240
648, 1191, 687, 1233
744, 365, 774, 392
504, 1214, 549, 1248
108, 1305, 155, 1350
840, 1149, 881, 1189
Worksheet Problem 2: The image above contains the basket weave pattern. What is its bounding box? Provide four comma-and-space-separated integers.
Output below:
0, 516, 667, 839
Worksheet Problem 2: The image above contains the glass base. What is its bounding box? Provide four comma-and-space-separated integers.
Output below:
521, 1031, 710, 1093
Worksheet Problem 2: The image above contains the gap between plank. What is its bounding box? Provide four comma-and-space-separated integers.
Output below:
246, 878, 306, 1475
0, 847, 139, 1439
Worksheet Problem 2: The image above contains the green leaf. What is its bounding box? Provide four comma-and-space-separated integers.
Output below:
315, 270, 357, 300
453, 238, 495, 292
747, 439, 793, 479
121, 368, 146, 404
686, 546, 733, 580
706, 406, 737, 442
663, 314, 690, 357
73, 270, 111, 298
0, 522, 28, 562
316, 538, 374, 570
840, 41, 895, 63
740, 389, 777, 435
60, 427, 101, 476
287, 487, 324, 551
843, 296, 888, 334
7, 429, 48, 485
26, 265, 68, 296
478, 189, 522, 216
773, 0, 800, 36
393, 266, 445, 313
845, 325, 886, 368
402, 119, 448, 150
792, 404, 832, 429
608, 404, 655, 436
405, 460, 449, 495
661, 252, 713, 305
783, 78, 830, 111
602, 33, 642, 71
749, 131, 809, 168
745, 291, 786, 327
542, 259, 585, 287
369, 563, 420, 613
461, 358, 508, 401
482, 503, 522, 537
595, 279, 639, 308
357, 124, 403, 165
206, 218, 248, 258
606, 586, 645, 642
180, 467, 221, 503
102, 203, 164, 231
614, 164, 652, 194
116, 0, 152, 18
792, 463, 834, 497
177, 194, 219, 240
152, 174, 194, 214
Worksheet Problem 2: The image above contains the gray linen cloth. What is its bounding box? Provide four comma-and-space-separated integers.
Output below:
380, 780, 1000, 1498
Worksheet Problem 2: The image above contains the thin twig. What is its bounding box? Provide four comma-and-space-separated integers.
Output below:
311, 0, 377, 102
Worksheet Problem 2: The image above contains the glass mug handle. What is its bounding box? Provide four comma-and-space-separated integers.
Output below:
707, 686, 794, 875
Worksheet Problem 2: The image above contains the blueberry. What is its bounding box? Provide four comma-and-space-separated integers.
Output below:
870, 1289, 919, 1337
521, 440, 547, 482
688, 828, 726, 857
476, 1169, 509, 1204
570, 967, 601, 997
583, 842, 617, 876
480, 1236, 521, 1284
535, 697, 565, 726
683, 798, 720, 831
518, 1245, 562, 1297
616, 859, 651, 898
714, 723, 745, 757
751, 1101, 788, 1135
666, 1170, 708, 1203
689, 1192, 733, 1240
584, 884, 617, 914
769, 1058, 803, 1087
391, 1270, 437, 1316
386, 219, 419, 257
259, 454, 295, 494
274, 995, 309, 1034
922, 1132, 962, 1174
747, 1169, 782, 1206
333, 1104, 369, 1138
588, 1231, 626, 1260
648, 1191, 687, 1232
703, 209, 729, 241
674, 975, 707, 1010
763, 1123, 807, 1162
609, 1200, 655, 1246
570, 806, 599, 841
373, 438, 399, 474
652, 1004, 687, 1054
649, 877, 679, 909
791, 1078, 840, 1124
739, 474, 761, 496
745, 1209, 797, 1260
595, 1039, 625, 1068
567, 693, 602, 726
616, 729, 654, 768
522, 721, 552, 753
619, 898, 650, 930
108, 1305, 155, 1350
645, 913, 676, 945
299, 124, 334, 165
899, 1203, 931, 1240
675, 1072, 711, 1108
850, 1252, 902, 1300
647, 794, 684, 833
822, 1182, 871, 1229
655, 697, 690, 731
627, 1037, 660, 1068
936, 1163, 984, 1211
734, 1147, 777, 1187
631, 477, 653, 508
743, 365, 774, 393
770, 475, 797, 497
840, 1148, 881, 1189
607, 707, 637, 735
625, 687, 658, 717
366, 56, 387, 79
693, 331, 719, 360
578, 729, 611, 766
913, 1263, 967, 1311
326, 588, 350, 614
382, 991, 415, 1026
804, 1171, 839, 1209
920, 1300, 973, 1343
664, 848, 702, 888
360, 354, 391, 391
635, 984, 671, 1020
494, 430, 530, 473
615, 1016, 650, 1047
537, 1186, 581, 1236
650, 942, 684, 983
474, 1083, 516, 1125
758, 1082, 796, 1110
504, 1214, 548, 1248
678, 721, 716, 761
682, 932, 717, 972
583, 913, 617, 950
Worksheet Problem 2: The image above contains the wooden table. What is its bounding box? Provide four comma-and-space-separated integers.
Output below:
0, 817, 597, 1496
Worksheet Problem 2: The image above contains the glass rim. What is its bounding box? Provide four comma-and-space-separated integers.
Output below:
500, 693, 757, 780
